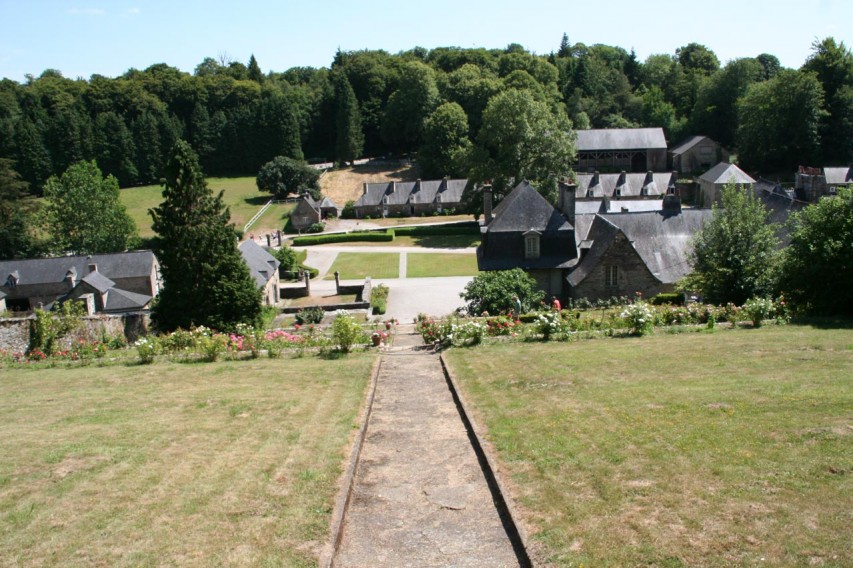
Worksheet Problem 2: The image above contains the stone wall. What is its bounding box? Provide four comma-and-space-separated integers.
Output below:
571, 233, 665, 301
0, 312, 150, 354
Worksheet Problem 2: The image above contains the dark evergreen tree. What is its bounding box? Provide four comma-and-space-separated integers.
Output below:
149, 141, 262, 332
13, 118, 52, 191
247, 54, 264, 84
333, 72, 364, 164
93, 111, 138, 186
558, 33, 572, 58
0, 158, 37, 259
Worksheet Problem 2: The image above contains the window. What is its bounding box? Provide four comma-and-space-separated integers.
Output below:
524, 233, 540, 260
605, 265, 618, 287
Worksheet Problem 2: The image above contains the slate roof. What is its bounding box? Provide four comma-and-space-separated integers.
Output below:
487, 181, 572, 233
238, 240, 280, 288
669, 135, 706, 155
823, 167, 853, 185
0, 251, 157, 287
568, 209, 712, 287
699, 162, 755, 185
80, 271, 115, 293
576, 171, 676, 198
754, 178, 808, 243
576, 128, 667, 151
103, 288, 152, 312
355, 179, 468, 207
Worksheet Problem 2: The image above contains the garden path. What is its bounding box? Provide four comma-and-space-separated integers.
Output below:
333, 329, 522, 567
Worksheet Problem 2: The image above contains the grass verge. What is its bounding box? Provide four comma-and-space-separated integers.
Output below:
0, 355, 375, 566
445, 325, 853, 567
323, 252, 399, 280
406, 253, 479, 278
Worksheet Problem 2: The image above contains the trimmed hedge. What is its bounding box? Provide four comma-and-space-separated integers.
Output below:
650, 293, 684, 306
393, 222, 479, 236
291, 231, 394, 246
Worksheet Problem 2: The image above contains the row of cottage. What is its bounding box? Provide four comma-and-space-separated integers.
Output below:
0, 240, 281, 316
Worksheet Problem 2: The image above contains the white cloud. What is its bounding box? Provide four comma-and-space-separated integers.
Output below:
67, 8, 107, 16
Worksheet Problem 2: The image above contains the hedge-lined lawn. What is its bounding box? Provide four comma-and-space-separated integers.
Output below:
407, 253, 479, 277
0, 355, 375, 567
445, 325, 853, 567
121, 177, 268, 237
323, 252, 399, 280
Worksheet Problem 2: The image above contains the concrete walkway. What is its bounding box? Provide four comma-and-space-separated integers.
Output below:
333, 330, 522, 567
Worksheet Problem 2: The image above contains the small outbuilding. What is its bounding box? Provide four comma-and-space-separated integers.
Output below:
698, 162, 755, 206
238, 240, 281, 306
575, 128, 668, 173
669, 135, 729, 174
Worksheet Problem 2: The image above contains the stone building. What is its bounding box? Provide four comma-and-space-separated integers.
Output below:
669, 135, 729, 174
0, 250, 160, 314
353, 178, 468, 218
794, 166, 852, 202
698, 162, 755, 206
238, 240, 281, 306
290, 195, 340, 232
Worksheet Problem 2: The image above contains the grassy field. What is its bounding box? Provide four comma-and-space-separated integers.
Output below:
445, 325, 853, 567
0, 355, 375, 566
407, 253, 479, 278
311, 234, 479, 249
323, 252, 399, 280
120, 177, 272, 238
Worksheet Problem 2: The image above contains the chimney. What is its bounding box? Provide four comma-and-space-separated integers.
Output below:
558, 181, 577, 224
363, 182, 368, 195
65, 267, 77, 289
663, 193, 682, 215
483, 184, 493, 225
88, 262, 97, 273
668, 171, 678, 195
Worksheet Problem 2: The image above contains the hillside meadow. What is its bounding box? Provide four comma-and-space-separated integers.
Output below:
446, 324, 853, 567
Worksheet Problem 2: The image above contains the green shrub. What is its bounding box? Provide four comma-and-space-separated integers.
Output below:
650, 293, 683, 306
743, 297, 774, 327
306, 222, 325, 233
460, 268, 544, 316
371, 284, 390, 315
28, 300, 85, 355
332, 312, 367, 352
295, 306, 325, 325
620, 301, 655, 336
393, 222, 479, 236
135, 336, 158, 363
341, 200, 356, 219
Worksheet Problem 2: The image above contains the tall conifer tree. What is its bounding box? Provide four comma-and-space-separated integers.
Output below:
149, 141, 262, 332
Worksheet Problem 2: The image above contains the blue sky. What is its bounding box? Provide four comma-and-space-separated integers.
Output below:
1, 0, 850, 82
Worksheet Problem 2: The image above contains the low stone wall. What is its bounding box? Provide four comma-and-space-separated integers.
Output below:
0, 312, 150, 353
280, 302, 370, 315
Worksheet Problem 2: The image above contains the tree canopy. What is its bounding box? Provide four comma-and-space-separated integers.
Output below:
42, 160, 138, 254
684, 182, 780, 305
256, 156, 320, 199
149, 141, 262, 332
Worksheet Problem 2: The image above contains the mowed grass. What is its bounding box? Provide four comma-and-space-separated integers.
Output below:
0, 355, 375, 566
121, 177, 270, 237
445, 325, 853, 567
323, 252, 399, 280
406, 253, 479, 278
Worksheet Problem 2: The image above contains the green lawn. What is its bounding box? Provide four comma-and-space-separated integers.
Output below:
406, 253, 479, 277
0, 355, 375, 566
446, 325, 853, 567
323, 252, 399, 280
121, 177, 270, 238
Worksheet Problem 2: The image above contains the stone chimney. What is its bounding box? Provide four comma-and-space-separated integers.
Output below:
65, 267, 77, 289
558, 181, 577, 224
363, 182, 368, 195
662, 193, 682, 215
483, 184, 493, 225
88, 262, 97, 273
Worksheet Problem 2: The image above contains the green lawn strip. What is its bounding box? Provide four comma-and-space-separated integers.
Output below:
0, 355, 375, 566
406, 253, 479, 278
446, 325, 853, 567
323, 252, 399, 280
121, 177, 266, 238
248, 201, 296, 235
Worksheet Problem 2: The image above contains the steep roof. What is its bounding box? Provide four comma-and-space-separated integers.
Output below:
568, 210, 712, 287
824, 167, 853, 185
487, 181, 572, 233
356, 179, 468, 207
576, 128, 667, 151
670, 135, 707, 155
576, 172, 675, 198
80, 271, 115, 293
238, 240, 280, 288
103, 288, 152, 312
699, 162, 755, 185
0, 250, 157, 287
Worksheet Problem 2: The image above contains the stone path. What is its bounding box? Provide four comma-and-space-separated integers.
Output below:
333, 330, 522, 567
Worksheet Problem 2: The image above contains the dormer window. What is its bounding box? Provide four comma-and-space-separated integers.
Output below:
5, 272, 18, 289
615, 188, 621, 197
587, 189, 594, 198
523, 230, 541, 260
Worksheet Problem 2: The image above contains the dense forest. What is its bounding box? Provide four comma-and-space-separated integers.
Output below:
1, 35, 852, 195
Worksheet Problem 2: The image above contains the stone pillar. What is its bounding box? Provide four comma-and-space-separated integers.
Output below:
304, 271, 311, 295
334, 271, 341, 294
483, 184, 493, 225
266, 234, 271, 247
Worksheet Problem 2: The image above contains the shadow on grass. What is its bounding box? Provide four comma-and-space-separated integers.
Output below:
351, 163, 420, 181
411, 234, 481, 248
243, 194, 271, 206
792, 315, 853, 329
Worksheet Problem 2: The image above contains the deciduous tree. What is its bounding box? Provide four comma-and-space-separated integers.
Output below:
256, 156, 320, 199
418, 102, 471, 179
42, 160, 137, 254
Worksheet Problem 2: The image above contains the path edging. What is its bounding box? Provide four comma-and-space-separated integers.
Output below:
439, 353, 535, 567
319, 356, 383, 568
